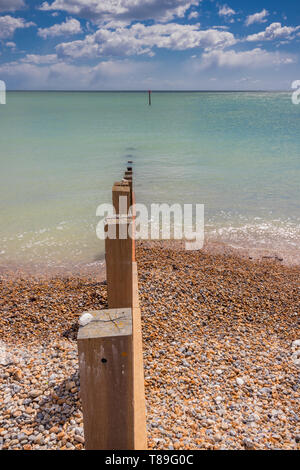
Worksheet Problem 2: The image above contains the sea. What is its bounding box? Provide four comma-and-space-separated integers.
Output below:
0, 91, 299, 272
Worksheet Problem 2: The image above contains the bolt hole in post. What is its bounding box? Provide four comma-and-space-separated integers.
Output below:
101, 358, 107, 363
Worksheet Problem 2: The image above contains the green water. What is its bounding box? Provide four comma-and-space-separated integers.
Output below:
0, 91, 299, 269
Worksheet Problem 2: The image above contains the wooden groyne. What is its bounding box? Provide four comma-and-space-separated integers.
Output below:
77, 166, 147, 450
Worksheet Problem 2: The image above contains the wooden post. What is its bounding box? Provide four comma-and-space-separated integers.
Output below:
131, 190, 136, 263
78, 168, 147, 451
105, 217, 133, 309
123, 175, 133, 205
132, 262, 147, 449
78, 308, 134, 450
112, 181, 130, 215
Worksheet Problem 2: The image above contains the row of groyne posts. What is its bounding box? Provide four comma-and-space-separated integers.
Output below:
77, 164, 147, 450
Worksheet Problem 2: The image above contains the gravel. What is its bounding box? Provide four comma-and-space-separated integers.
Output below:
0, 241, 299, 450
137, 242, 300, 450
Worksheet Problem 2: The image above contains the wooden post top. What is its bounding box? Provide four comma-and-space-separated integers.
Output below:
113, 181, 130, 189
78, 308, 132, 340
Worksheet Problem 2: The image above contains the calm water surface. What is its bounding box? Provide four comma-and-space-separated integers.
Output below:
0, 91, 299, 270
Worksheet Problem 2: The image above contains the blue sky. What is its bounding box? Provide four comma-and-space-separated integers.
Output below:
0, 0, 299, 90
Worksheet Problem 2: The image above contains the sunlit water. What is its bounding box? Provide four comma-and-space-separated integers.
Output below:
0, 91, 299, 271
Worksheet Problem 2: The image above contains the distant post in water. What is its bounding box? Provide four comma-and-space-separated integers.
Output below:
148, 90, 152, 106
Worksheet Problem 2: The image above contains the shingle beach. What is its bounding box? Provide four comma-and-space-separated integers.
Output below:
0, 242, 299, 450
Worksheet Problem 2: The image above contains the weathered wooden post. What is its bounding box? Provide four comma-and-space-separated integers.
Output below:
132, 261, 147, 449
112, 181, 130, 215
78, 168, 147, 450
124, 174, 133, 206
105, 216, 133, 309
78, 308, 134, 450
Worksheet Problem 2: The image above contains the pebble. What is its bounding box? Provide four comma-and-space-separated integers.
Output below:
236, 378, 244, 386
243, 438, 254, 449
29, 390, 43, 398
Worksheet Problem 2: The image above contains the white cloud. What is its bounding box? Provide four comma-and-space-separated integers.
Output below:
21, 54, 59, 64
218, 5, 235, 17
56, 23, 236, 59
0, 15, 35, 39
0, 53, 297, 91
200, 47, 296, 68
246, 23, 300, 42
0, 0, 25, 12
188, 11, 199, 20
245, 9, 269, 26
212, 26, 229, 30
38, 18, 82, 39
6, 41, 16, 48
39, 0, 201, 23
0, 58, 155, 89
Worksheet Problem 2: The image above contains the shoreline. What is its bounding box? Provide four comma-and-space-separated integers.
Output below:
0, 238, 299, 281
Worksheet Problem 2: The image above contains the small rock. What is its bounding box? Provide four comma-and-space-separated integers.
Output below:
214, 433, 222, 443
49, 426, 59, 434
236, 378, 244, 386
243, 438, 254, 449
29, 389, 43, 398
74, 427, 83, 436
79, 313, 94, 327
66, 381, 76, 391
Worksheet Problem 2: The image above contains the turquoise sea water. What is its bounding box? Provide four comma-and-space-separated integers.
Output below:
0, 91, 300, 270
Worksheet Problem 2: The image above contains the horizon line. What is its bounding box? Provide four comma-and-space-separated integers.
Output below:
6, 89, 289, 93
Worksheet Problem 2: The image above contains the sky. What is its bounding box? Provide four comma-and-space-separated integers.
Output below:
0, 0, 299, 90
